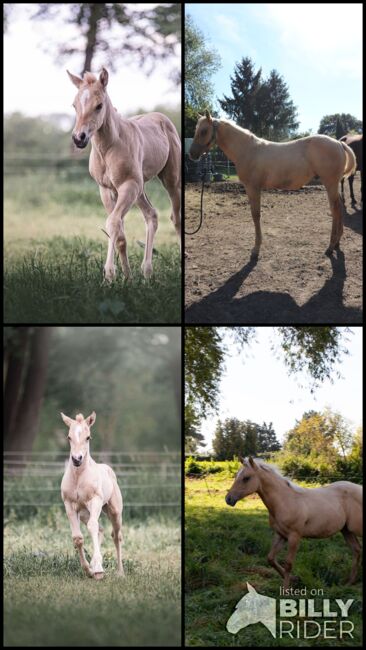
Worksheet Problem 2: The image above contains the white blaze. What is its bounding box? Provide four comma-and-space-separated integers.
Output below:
75, 425, 82, 442
80, 88, 90, 110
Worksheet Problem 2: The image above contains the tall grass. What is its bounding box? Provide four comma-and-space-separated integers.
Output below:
4, 172, 181, 323
4, 512, 181, 646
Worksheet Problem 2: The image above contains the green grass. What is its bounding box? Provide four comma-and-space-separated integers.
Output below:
4, 512, 181, 646
185, 475, 362, 647
4, 172, 181, 323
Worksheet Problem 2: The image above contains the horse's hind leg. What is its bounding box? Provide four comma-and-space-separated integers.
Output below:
137, 192, 158, 278
245, 186, 262, 260
349, 175, 356, 205
105, 485, 124, 577
341, 527, 361, 584
158, 162, 181, 249
324, 184, 344, 255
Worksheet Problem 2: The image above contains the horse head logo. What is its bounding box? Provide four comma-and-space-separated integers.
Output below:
226, 583, 276, 637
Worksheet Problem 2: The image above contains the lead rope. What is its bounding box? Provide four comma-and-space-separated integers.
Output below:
184, 169, 206, 235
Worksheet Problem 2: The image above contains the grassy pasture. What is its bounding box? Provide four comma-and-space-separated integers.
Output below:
185, 472, 362, 647
4, 171, 181, 323
4, 510, 181, 646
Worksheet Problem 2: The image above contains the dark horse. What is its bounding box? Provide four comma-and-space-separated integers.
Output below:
339, 134, 363, 206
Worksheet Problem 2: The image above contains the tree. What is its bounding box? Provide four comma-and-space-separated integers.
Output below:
185, 13, 221, 134
185, 326, 351, 449
257, 422, 281, 453
4, 327, 52, 452
31, 3, 181, 82
218, 58, 299, 140
319, 113, 362, 137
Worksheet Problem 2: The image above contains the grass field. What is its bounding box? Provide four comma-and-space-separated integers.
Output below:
185, 472, 362, 647
4, 510, 181, 646
4, 172, 181, 323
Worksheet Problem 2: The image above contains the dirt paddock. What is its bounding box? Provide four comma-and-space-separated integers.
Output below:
185, 179, 362, 323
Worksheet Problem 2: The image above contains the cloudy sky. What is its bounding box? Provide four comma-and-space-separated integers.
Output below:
199, 327, 362, 451
4, 3, 181, 118
186, 3, 362, 132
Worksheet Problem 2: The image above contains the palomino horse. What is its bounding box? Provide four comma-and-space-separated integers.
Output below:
339, 134, 363, 206
61, 411, 124, 579
189, 111, 356, 260
226, 457, 362, 589
67, 67, 181, 280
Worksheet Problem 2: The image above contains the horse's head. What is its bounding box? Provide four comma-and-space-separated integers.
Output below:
226, 457, 261, 506
189, 109, 218, 161
61, 411, 96, 467
67, 68, 110, 148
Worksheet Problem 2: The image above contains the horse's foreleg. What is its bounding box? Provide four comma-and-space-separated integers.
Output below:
341, 527, 361, 584
63, 501, 92, 577
246, 187, 262, 260
86, 497, 104, 579
325, 186, 343, 255
104, 179, 140, 282
283, 532, 300, 591
267, 532, 286, 579
137, 192, 158, 279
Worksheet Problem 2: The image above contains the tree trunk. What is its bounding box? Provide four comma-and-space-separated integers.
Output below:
4, 327, 30, 448
9, 327, 53, 452
83, 4, 101, 73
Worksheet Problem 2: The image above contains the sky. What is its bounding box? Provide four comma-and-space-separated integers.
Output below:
4, 4, 180, 118
186, 3, 362, 133
198, 327, 362, 452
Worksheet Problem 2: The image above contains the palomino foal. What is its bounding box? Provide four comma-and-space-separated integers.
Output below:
67, 67, 181, 280
61, 411, 124, 579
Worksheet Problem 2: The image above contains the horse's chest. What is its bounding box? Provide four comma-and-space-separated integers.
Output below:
63, 481, 96, 507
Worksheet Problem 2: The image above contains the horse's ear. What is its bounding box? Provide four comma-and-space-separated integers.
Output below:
67, 70, 83, 89
248, 456, 258, 470
239, 456, 245, 465
85, 411, 96, 427
61, 412, 73, 429
205, 109, 212, 121
99, 67, 109, 88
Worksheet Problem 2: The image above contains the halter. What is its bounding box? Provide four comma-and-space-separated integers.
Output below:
205, 119, 220, 151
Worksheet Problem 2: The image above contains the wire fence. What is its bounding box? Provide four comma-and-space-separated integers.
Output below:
4, 451, 182, 513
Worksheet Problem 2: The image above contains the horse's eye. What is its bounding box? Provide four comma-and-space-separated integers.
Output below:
243, 476, 250, 482
96, 104, 103, 111
86, 436, 90, 441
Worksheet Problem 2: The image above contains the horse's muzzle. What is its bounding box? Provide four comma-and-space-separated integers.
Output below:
72, 457, 83, 467
72, 134, 89, 149
225, 494, 237, 507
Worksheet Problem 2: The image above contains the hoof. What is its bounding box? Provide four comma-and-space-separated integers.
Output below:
93, 572, 105, 580
324, 247, 333, 257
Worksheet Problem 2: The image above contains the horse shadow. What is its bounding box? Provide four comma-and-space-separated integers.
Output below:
343, 204, 363, 236
185, 250, 362, 324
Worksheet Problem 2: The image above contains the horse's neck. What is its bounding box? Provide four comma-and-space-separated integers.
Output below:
257, 471, 292, 516
217, 122, 251, 165
93, 96, 123, 153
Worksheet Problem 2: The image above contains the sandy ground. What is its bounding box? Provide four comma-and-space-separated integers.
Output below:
185, 178, 362, 323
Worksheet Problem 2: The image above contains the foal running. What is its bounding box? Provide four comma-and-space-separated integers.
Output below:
67, 67, 181, 280
61, 411, 124, 579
